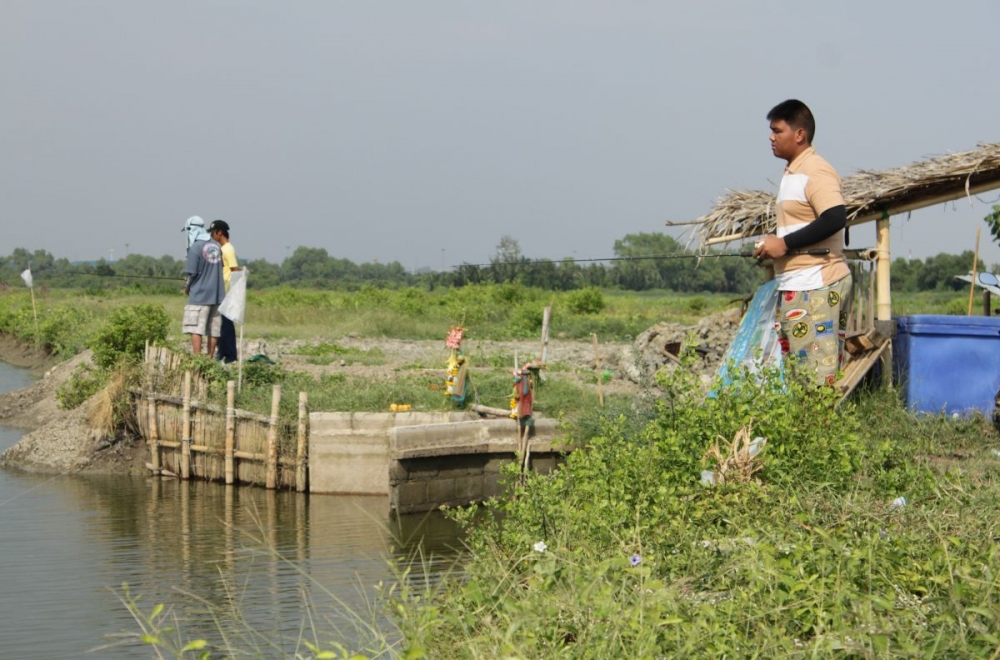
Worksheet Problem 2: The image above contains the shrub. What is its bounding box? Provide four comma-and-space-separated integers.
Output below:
566, 287, 605, 315
56, 363, 107, 410
88, 303, 170, 369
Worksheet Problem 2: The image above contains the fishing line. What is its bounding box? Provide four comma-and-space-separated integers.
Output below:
455, 249, 830, 268
0, 464, 83, 510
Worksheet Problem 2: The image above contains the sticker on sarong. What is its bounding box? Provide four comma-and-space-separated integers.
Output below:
784, 308, 808, 321
814, 320, 834, 337
821, 354, 837, 367
827, 291, 841, 307
791, 322, 809, 338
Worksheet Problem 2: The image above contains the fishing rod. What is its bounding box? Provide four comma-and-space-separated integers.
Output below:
455, 248, 830, 268
93, 273, 186, 281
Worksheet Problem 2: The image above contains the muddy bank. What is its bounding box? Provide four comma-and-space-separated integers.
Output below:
0, 347, 146, 475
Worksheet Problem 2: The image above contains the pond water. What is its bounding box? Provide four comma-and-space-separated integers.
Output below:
0, 360, 462, 657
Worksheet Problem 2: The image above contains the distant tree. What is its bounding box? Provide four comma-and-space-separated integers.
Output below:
490, 235, 525, 284
916, 251, 985, 291
244, 258, 281, 288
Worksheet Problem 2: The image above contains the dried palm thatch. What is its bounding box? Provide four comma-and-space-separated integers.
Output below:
684, 142, 1000, 248
702, 421, 766, 486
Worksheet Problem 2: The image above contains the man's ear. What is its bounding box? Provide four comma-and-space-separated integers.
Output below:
794, 127, 808, 145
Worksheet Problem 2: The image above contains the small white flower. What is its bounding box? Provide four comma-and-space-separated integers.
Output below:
533, 541, 548, 553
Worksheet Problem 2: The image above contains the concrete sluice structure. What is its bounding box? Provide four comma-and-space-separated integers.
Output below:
309, 412, 571, 513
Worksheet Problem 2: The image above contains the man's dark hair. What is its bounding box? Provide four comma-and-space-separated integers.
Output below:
767, 99, 815, 144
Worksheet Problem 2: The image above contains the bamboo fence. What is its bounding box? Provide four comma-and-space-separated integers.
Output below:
136, 344, 309, 491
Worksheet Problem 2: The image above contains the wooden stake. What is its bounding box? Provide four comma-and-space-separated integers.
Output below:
968, 227, 981, 316
539, 306, 552, 364
592, 333, 604, 407
148, 395, 161, 474
181, 371, 192, 480
296, 391, 309, 493
225, 380, 236, 485
265, 384, 281, 489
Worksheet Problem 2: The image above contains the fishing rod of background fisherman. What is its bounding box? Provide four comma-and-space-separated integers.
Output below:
454, 248, 831, 268
93, 273, 186, 281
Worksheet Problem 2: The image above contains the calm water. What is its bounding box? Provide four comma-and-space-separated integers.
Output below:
0, 360, 461, 658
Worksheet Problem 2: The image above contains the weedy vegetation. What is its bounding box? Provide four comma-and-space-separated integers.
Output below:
3, 283, 1000, 656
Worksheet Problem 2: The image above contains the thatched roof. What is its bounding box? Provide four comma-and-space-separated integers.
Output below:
686, 142, 1000, 248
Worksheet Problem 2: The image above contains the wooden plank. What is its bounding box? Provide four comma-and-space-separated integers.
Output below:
837, 338, 891, 406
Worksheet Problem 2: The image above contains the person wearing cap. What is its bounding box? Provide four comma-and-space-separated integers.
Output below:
208, 219, 241, 364
182, 216, 225, 356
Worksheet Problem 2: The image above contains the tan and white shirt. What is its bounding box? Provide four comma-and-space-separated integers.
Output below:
773, 146, 850, 290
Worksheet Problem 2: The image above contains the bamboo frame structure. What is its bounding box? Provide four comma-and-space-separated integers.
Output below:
136, 353, 308, 490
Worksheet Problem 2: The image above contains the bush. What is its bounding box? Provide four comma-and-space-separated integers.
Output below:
56, 363, 107, 410
88, 303, 170, 369
566, 287, 605, 315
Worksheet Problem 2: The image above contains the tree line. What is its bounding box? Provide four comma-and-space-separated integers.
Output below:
0, 232, 991, 295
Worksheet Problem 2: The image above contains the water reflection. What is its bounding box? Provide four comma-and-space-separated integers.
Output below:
0, 361, 462, 657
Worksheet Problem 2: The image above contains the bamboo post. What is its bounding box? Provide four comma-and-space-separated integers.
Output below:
265, 384, 281, 489
148, 394, 161, 474
539, 306, 552, 364
875, 213, 892, 387
195, 376, 205, 455
225, 380, 236, 485
876, 213, 892, 322
967, 227, 981, 316
296, 391, 308, 493
181, 371, 192, 480
592, 333, 604, 407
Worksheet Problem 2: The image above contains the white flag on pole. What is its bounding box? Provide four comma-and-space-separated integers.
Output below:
20, 268, 33, 289
219, 268, 247, 324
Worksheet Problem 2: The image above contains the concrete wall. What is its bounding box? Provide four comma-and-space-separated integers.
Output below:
309, 411, 473, 495
389, 418, 573, 514
309, 413, 574, 512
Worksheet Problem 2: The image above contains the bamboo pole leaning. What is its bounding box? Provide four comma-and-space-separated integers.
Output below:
968, 227, 981, 316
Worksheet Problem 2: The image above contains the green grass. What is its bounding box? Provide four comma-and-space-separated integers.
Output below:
385, 370, 1000, 658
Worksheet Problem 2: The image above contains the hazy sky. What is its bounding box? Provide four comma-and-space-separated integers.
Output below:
3, 2, 1000, 271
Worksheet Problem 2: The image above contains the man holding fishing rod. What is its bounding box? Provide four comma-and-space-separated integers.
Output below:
752, 99, 852, 386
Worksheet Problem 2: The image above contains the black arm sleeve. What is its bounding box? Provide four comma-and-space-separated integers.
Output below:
782, 204, 847, 250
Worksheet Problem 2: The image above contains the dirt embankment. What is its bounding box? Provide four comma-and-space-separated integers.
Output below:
0, 310, 742, 476
0, 347, 147, 475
